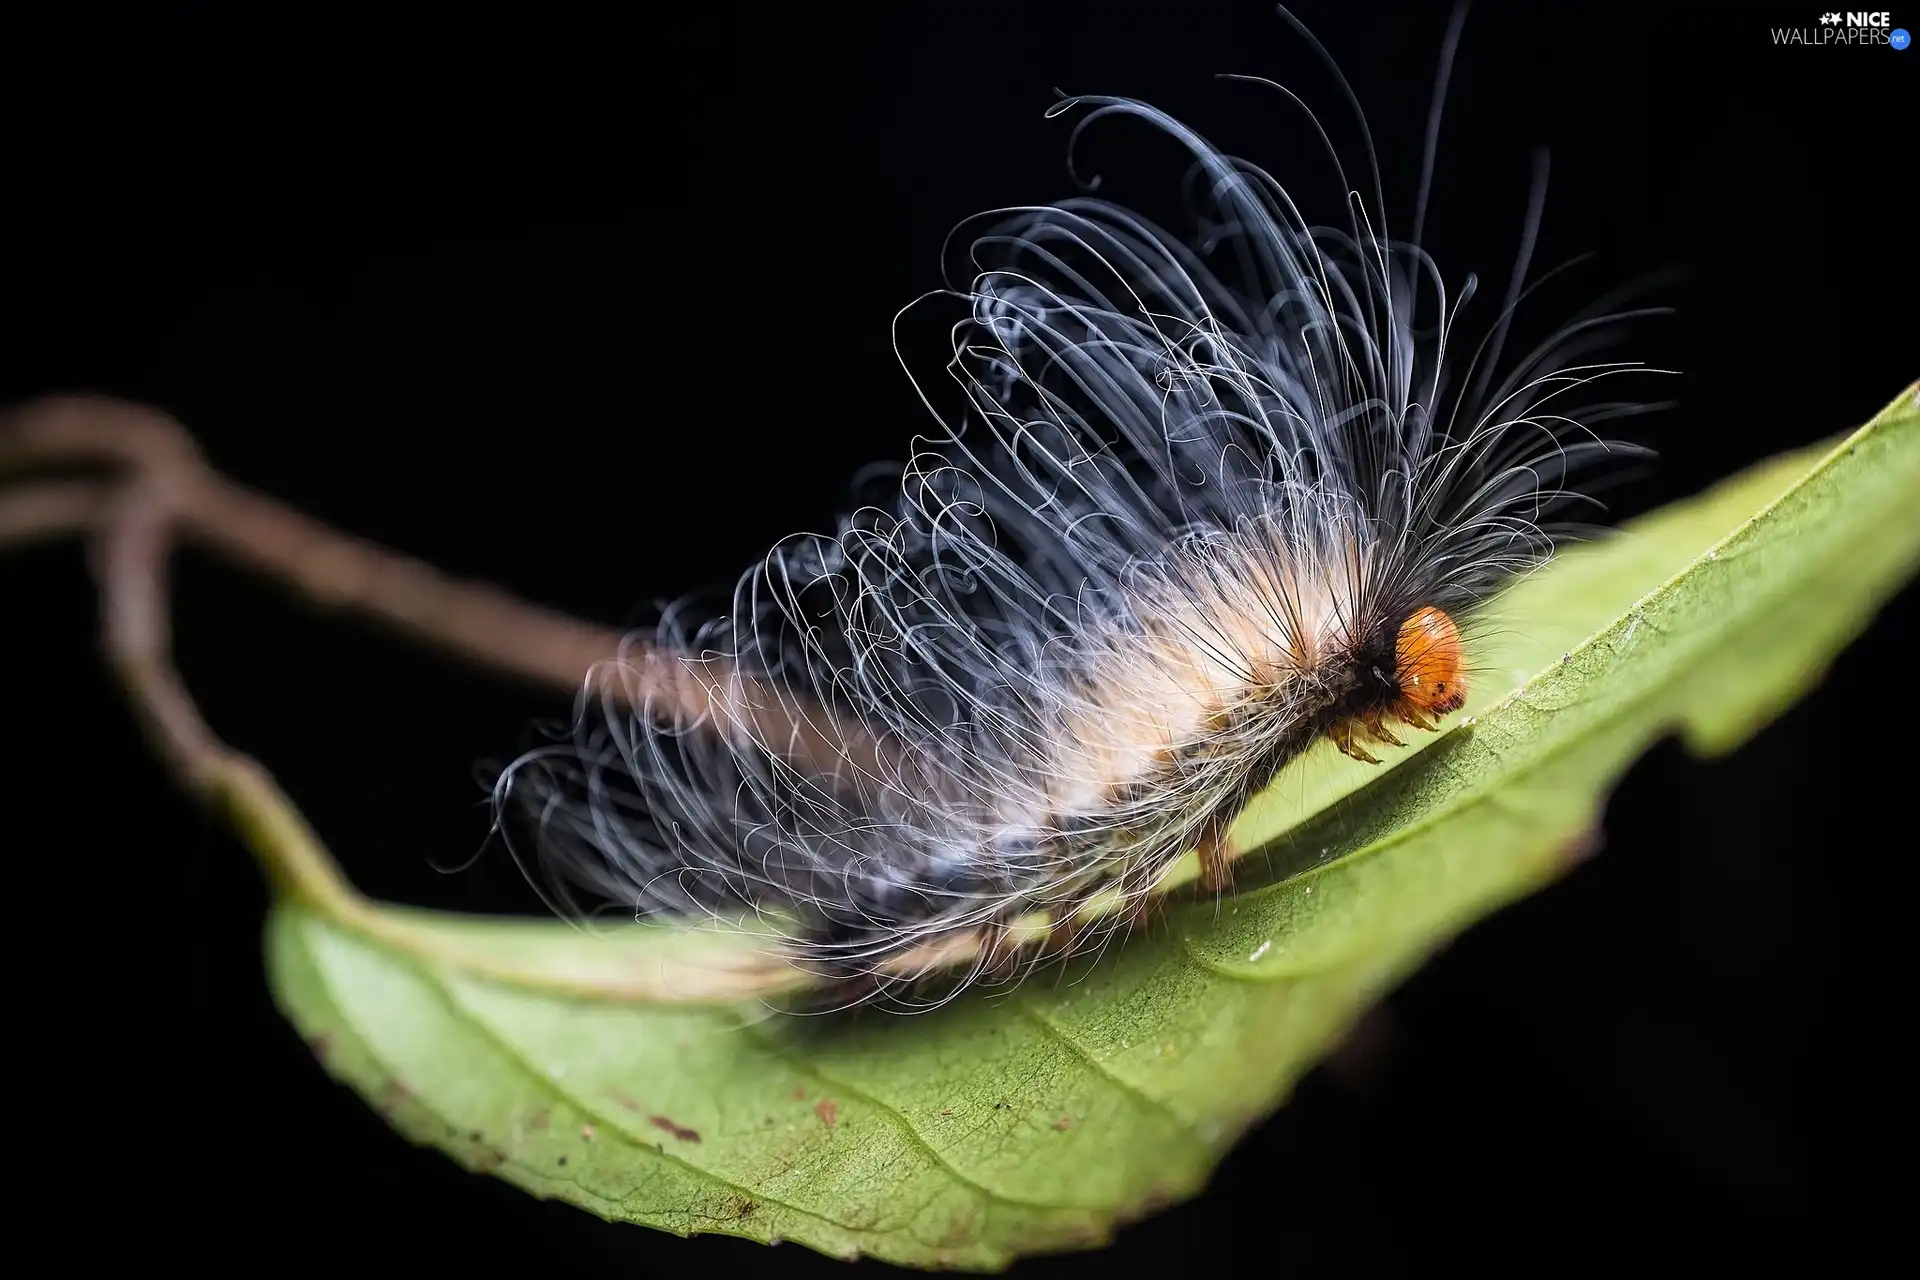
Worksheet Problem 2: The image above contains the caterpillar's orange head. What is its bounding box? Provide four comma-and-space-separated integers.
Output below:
1394, 606, 1467, 716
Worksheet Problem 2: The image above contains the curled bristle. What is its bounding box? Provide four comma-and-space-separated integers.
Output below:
492, 10, 1664, 1011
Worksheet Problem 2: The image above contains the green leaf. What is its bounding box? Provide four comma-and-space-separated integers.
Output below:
267, 385, 1920, 1270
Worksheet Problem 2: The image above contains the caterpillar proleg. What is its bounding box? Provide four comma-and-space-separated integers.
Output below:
494, 7, 1659, 1011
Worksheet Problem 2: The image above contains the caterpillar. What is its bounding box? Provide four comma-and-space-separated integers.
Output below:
493, 6, 1659, 1011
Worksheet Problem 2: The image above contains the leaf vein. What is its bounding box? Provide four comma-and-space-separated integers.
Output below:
1007, 996, 1207, 1142
739, 1026, 1103, 1213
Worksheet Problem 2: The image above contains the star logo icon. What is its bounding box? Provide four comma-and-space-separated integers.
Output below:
1820, 11, 1842, 22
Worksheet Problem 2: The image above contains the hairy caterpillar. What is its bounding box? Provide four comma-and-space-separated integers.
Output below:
494, 7, 1658, 1011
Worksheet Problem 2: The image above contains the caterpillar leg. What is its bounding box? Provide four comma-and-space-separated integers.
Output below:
1043, 901, 1092, 957
825, 967, 892, 1011
1361, 709, 1405, 748
1120, 888, 1160, 935
1395, 703, 1440, 732
1050, 889, 1133, 958
976, 920, 1028, 985
1328, 719, 1382, 764
1197, 819, 1235, 894
1042, 863, 1165, 957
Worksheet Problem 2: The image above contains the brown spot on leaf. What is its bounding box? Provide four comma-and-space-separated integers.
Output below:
1131, 1184, 1180, 1219
376, 1080, 412, 1117
814, 1098, 840, 1128
528, 1109, 550, 1131
611, 1091, 641, 1112
1053, 1115, 1073, 1131
934, 1200, 984, 1248
580, 1124, 596, 1141
791, 1087, 808, 1100
1557, 823, 1606, 872
1325, 1007, 1404, 1097
649, 1114, 702, 1143
308, 1034, 333, 1064
1058, 1221, 1107, 1249
938, 1108, 956, 1117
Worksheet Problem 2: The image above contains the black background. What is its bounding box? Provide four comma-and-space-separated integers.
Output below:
3, 1, 1912, 1272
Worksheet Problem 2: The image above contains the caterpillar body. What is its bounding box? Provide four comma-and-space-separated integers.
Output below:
496, 10, 1654, 1011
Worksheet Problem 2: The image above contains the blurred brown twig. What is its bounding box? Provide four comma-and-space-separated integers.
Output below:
0, 394, 877, 788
